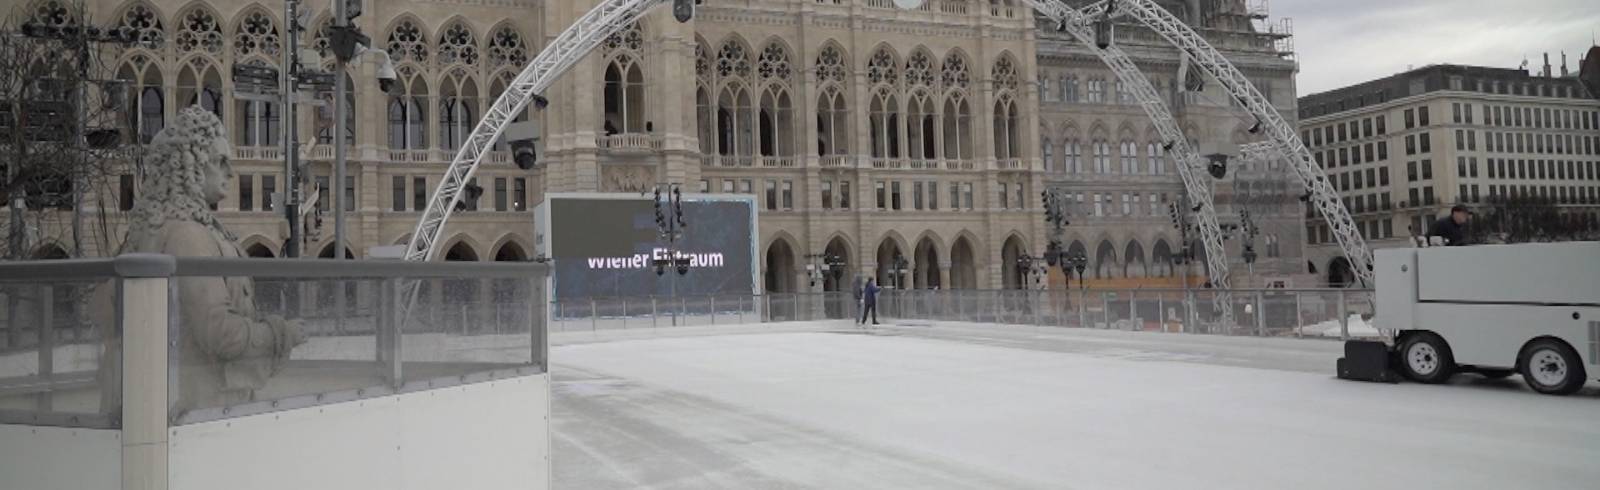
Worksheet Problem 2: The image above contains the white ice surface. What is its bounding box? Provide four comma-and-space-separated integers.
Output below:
554, 325, 1599, 490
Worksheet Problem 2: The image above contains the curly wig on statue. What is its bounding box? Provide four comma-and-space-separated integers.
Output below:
123, 105, 237, 252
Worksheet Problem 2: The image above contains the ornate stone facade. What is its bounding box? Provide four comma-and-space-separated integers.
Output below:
10, 0, 1309, 292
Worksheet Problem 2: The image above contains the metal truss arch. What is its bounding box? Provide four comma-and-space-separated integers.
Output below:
404, 0, 668, 262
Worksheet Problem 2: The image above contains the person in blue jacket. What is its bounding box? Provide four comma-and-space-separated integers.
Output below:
859, 278, 881, 326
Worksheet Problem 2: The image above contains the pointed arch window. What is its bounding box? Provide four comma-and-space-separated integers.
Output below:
1093, 139, 1111, 173
603, 54, 646, 134
387, 73, 429, 149
439, 75, 478, 150
1120, 140, 1138, 174
118, 60, 165, 144
177, 61, 223, 120
1064, 139, 1081, 173
908, 92, 936, 161
316, 73, 357, 145
870, 88, 901, 159
942, 94, 972, 160
992, 96, 1018, 160
816, 86, 848, 156
758, 87, 793, 157
716, 84, 753, 160
1147, 142, 1166, 175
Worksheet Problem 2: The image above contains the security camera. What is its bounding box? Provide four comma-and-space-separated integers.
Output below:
371, 50, 399, 95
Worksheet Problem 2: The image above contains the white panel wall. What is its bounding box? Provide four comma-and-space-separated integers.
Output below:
1416, 242, 1600, 305
0, 424, 120, 490
169, 375, 551, 490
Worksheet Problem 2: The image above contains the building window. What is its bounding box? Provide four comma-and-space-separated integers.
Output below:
392, 176, 406, 211
1406, 136, 1416, 155
1014, 183, 1024, 209
1120, 140, 1138, 174
929, 181, 938, 210
821, 180, 834, 210
1408, 161, 1418, 182
840, 181, 851, 209
120, 175, 136, 211
1147, 143, 1165, 174
1378, 141, 1388, 160
1087, 77, 1104, 104
1422, 160, 1433, 180
891, 181, 903, 210
950, 183, 961, 211
262, 176, 276, 212
1121, 193, 1132, 215
1376, 115, 1387, 135
237, 174, 254, 212
1094, 140, 1111, 173
1453, 103, 1462, 124
1404, 109, 1415, 129
413, 177, 427, 211
1065, 140, 1081, 173
514, 178, 527, 211
962, 182, 974, 210
1420, 133, 1431, 153
876, 181, 887, 209
913, 181, 925, 210
766, 180, 778, 211
1363, 119, 1373, 138
998, 182, 1009, 210
237, 100, 280, 147
1419, 106, 1430, 126
344, 176, 356, 212
494, 178, 508, 212
1423, 186, 1435, 205
740, 179, 752, 195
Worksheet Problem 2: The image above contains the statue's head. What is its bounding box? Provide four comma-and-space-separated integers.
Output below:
148, 105, 232, 206
124, 106, 235, 251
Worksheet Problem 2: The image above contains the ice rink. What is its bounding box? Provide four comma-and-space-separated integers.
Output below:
551, 322, 1600, 489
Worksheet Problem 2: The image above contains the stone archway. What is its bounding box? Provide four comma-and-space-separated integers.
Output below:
949, 236, 978, 290
245, 243, 276, 258
1001, 234, 1027, 289
493, 241, 527, 262
1151, 240, 1174, 277
1327, 257, 1356, 288
875, 238, 907, 289
764, 239, 797, 293
317, 243, 355, 259
822, 236, 852, 293
1123, 241, 1147, 278
1094, 240, 1118, 280
913, 236, 941, 289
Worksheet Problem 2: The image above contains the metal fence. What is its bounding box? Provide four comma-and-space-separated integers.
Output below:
549, 292, 859, 332
876, 288, 1381, 340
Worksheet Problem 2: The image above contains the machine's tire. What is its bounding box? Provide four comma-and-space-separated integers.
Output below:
1518, 339, 1587, 395
1398, 332, 1454, 384
1477, 369, 1515, 379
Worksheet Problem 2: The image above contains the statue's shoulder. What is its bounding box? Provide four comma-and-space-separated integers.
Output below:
155, 220, 225, 257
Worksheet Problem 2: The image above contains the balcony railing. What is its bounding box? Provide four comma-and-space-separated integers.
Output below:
944, 159, 977, 171
869, 158, 904, 170
596, 133, 663, 152
819, 155, 856, 169
234, 146, 282, 161
994, 158, 1025, 171
755, 155, 796, 168
388, 149, 433, 163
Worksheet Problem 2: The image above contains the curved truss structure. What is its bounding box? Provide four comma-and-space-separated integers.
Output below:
404, 0, 667, 261
1085, 0, 1374, 286
1023, 0, 1233, 319
406, 0, 1372, 299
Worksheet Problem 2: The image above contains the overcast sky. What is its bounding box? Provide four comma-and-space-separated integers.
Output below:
1271, 0, 1600, 95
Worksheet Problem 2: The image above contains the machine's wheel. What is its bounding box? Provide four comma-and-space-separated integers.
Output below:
1518, 339, 1587, 395
1477, 368, 1515, 379
1399, 332, 1454, 383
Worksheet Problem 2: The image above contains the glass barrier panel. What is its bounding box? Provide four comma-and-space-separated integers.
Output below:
0, 278, 118, 428
172, 275, 543, 425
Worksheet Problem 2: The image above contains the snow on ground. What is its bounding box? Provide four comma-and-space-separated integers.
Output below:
552, 322, 1600, 490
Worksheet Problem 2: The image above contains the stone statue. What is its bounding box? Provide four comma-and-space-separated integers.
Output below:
113, 106, 304, 413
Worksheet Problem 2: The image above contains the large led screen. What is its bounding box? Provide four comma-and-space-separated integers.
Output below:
543, 195, 756, 301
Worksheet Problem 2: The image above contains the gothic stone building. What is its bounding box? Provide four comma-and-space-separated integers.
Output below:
7, 0, 1309, 292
